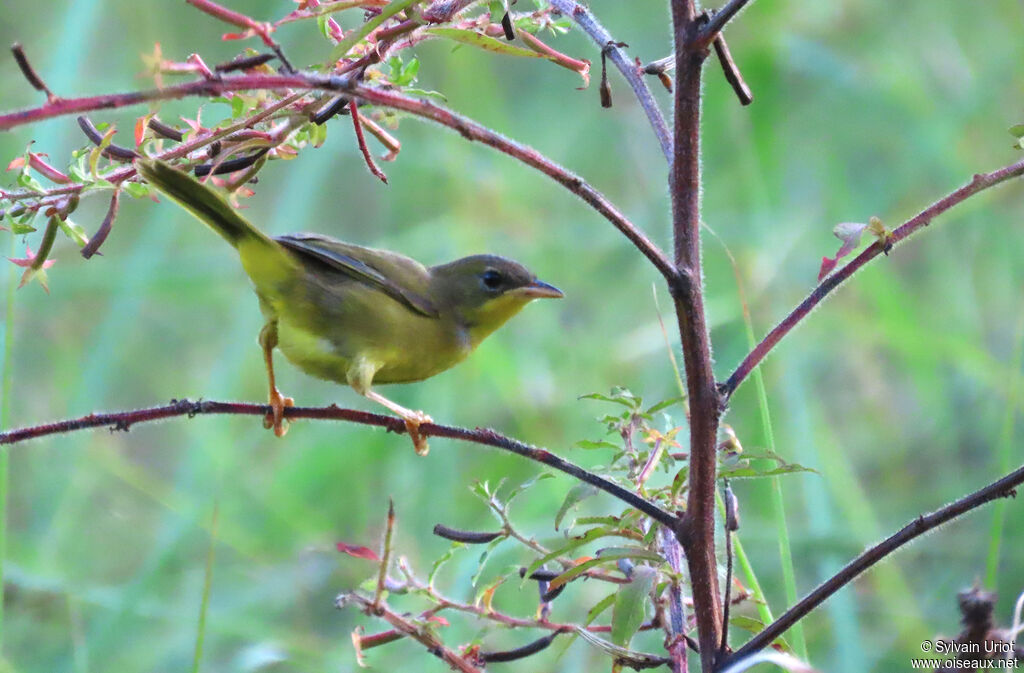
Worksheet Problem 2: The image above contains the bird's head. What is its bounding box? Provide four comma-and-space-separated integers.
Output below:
430, 255, 562, 344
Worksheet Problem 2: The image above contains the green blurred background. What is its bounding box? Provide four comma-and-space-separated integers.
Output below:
1, 1, 1023, 671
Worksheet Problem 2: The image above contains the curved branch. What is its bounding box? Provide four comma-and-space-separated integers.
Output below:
347, 83, 679, 282
724, 461, 1024, 665
720, 157, 1024, 401
548, 0, 673, 162
0, 400, 679, 529
0, 72, 678, 284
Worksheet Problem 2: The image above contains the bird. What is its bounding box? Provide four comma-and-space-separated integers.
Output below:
135, 159, 563, 454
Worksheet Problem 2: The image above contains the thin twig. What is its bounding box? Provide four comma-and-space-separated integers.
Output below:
373, 499, 396, 609
10, 43, 57, 101
350, 99, 388, 183
80, 189, 120, 259
720, 156, 1024, 401
339, 592, 483, 673
724, 462, 1024, 664
711, 32, 751, 105
0, 400, 679, 528
548, 0, 672, 162
693, 0, 757, 51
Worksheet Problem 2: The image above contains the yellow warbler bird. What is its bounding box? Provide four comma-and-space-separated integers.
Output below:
136, 160, 562, 454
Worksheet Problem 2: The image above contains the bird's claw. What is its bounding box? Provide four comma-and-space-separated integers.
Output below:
404, 410, 433, 456
263, 388, 295, 437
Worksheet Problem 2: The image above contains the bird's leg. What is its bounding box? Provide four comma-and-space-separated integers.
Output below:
259, 321, 294, 437
363, 390, 433, 456
349, 357, 432, 456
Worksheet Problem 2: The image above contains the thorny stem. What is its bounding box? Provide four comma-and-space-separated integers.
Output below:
0, 400, 678, 528
720, 157, 1024, 401
724, 461, 1024, 665
670, 2, 722, 671
548, 0, 673, 161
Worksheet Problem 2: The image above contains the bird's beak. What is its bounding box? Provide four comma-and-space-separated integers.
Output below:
512, 280, 564, 299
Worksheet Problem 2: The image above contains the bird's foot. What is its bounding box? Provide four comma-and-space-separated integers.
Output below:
403, 410, 433, 457
263, 387, 295, 437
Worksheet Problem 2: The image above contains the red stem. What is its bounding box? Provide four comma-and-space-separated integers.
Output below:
720, 157, 1024, 400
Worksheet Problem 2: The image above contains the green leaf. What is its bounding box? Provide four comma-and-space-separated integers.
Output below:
611, 566, 657, 647
505, 472, 554, 505
402, 88, 448, 101
423, 27, 544, 59
1009, 123, 1024, 138
428, 542, 463, 587
645, 396, 686, 414
548, 547, 662, 590
10, 221, 37, 235
329, 0, 419, 62
523, 526, 623, 580
574, 439, 619, 450
58, 218, 89, 248
123, 182, 150, 199
555, 482, 599, 531
729, 615, 793, 653
579, 388, 642, 409
469, 537, 505, 587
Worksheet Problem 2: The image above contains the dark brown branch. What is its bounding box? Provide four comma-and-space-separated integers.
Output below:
694, 0, 756, 51
724, 462, 1024, 666
432, 524, 502, 544
80, 189, 120, 259
214, 52, 276, 73
76, 115, 140, 161
10, 42, 56, 101
313, 94, 351, 125
147, 116, 184, 142
720, 156, 1024, 401
480, 631, 566, 663
350, 99, 388, 184
193, 147, 269, 177
710, 32, 751, 106
548, 0, 673, 162
670, 3, 722, 671
0, 399, 678, 529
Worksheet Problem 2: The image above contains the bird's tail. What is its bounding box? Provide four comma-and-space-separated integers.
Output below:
136, 159, 298, 293
136, 159, 273, 248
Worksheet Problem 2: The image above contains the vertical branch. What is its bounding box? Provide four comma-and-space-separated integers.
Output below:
669, 2, 722, 672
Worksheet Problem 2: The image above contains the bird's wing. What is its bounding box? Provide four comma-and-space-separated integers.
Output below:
275, 233, 439, 318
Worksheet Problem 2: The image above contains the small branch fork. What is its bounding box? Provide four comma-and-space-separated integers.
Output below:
720, 156, 1024, 401
0, 400, 678, 529
725, 462, 1024, 666
548, 0, 673, 161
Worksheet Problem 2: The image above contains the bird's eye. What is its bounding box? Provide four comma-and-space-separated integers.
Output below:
481, 269, 503, 290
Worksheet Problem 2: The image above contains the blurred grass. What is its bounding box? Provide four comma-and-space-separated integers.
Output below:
1, 1, 1023, 672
